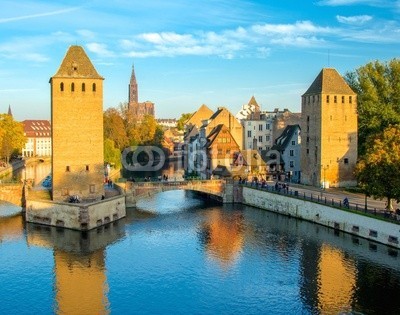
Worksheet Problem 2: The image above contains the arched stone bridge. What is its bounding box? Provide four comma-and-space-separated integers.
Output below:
0, 183, 26, 207
124, 180, 236, 206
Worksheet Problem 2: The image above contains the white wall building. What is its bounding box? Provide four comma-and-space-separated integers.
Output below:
22, 120, 51, 157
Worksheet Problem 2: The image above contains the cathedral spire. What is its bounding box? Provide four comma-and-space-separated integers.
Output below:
7, 104, 12, 117
129, 64, 138, 104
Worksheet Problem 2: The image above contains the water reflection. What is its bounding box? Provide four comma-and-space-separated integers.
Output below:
198, 209, 245, 268
0, 191, 399, 314
25, 222, 126, 315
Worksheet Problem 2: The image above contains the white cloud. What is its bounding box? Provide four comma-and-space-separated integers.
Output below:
86, 42, 115, 57
77, 29, 96, 39
336, 15, 373, 25
0, 7, 80, 23
252, 21, 334, 36
318, 0, 393, 7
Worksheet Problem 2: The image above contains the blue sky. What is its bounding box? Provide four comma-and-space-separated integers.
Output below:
0, 0, 399, 120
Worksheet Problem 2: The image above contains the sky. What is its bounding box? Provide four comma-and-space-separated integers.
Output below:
0, 0, 399, 121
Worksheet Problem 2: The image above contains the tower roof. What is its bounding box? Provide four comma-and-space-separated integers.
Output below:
303, 68, 355, 96
51, 45, 103, 79
248, 96, 259, 108
7, 104, 12, 117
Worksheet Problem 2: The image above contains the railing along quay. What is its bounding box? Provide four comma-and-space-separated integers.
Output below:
240, 181, 400, 225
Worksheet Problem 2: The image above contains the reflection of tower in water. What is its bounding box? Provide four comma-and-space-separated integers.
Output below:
199, 210, 244, 268
300, 241, 356, 314
54, 250, 109, 314
26, 223, 126, 314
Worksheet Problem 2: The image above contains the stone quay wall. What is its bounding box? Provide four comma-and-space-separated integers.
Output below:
241, 186, 400, 249
26, 195, 126, 231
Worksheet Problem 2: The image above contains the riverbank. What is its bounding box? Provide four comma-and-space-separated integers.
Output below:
239, 185, 400, 249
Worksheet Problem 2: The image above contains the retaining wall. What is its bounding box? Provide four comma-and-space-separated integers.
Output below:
26, 195, 126, 230
242, 186, 400, 249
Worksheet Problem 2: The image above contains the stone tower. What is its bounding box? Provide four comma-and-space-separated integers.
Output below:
50, 45, 104, 201
300, 68, 357, 188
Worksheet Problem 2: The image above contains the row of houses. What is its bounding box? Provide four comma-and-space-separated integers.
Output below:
183, 67, 358, 188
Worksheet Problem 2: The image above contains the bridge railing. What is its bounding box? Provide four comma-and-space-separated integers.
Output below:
129, 179, 225, 188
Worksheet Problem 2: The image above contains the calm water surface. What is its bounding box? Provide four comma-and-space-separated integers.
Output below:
0, 190, 399, 315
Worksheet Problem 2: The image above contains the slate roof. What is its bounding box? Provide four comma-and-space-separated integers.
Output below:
271, 124, 300, 152
51, 45, 103, 79
238, 150, 266, 167
303, 68, 355, 96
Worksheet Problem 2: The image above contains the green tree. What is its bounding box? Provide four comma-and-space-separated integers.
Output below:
104, 138, 121, 168
355, 125, 400, 212
345, 59, 400, 156
0, 114, 26, 163
103, 108, 129, 150
177, 112, 193, 131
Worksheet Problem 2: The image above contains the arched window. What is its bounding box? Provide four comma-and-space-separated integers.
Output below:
82, 83, 85, 92
71, 82, 75, 92
60, 82, 64, 92
92, 83, 96, 92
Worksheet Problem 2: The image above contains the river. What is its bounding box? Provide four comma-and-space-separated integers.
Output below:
0, 188, 399, 314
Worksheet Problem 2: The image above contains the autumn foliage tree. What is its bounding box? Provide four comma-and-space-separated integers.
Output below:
345, 59, 400, 156
355, 125, 400, 212
0, 114, 26, 163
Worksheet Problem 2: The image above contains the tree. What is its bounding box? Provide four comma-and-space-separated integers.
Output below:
345, 59, 400, 156
103, 108, 129, 150
104, 138, 121, 168
177, 112, 193, 131
0, 114, 26, 163
127, 114, 163, 146
355, 125, 400, 212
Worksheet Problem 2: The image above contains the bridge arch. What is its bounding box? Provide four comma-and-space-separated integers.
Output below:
124, 180, 233, 206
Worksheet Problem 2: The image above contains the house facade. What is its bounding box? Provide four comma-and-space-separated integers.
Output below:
22, 120, 51, 157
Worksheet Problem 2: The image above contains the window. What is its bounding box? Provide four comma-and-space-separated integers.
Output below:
290, 149, 294, 156
306, 149, 309, 154
291, 140, 295, 145
66, 166, 70, 172
306, 136, 310, 143
334, 95, 337, 103
258, 136, 263, 143
289, 161, 294, 168
86, 165, 90, 171
349, 96, 352, 104
266, 135, 270, 141
307, 116, 310, 122
247, 131, 252, 138
266, 124, 270, 130
71, 82, 75, 92
82, 83, 86, 92
218, 149, 222, 155
90, 184, 96, 193
226, 149, 231, 154
259, 125, 263, 131
342, 96, 345, 103
344, 158, 349, 164
326, 95, 329, 103
60, 82, 64, 92
92, 83, 96, 92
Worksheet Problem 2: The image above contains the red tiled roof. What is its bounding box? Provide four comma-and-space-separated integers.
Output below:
23, 120, 51, 138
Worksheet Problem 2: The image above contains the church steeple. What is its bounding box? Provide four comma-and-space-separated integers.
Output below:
7, 105, 13, 117
129, 64, 138, 104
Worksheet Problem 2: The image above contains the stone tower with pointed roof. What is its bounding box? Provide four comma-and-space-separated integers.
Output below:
300, 68, 357, 187
50, 45, 104, 201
